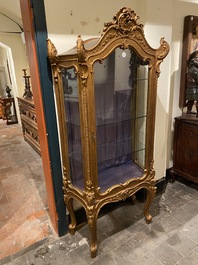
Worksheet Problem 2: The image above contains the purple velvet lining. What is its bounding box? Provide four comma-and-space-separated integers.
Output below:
98, 160, 144, 192
72, 160, 143, 192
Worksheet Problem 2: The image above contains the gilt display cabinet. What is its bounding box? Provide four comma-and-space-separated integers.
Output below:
48, 7, 169, 257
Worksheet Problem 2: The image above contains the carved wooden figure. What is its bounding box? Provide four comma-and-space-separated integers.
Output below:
48, 7, 169, 257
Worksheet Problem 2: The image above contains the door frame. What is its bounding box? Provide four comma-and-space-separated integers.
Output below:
20, 0, 67, 236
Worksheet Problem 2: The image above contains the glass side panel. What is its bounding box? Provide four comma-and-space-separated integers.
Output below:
61, 67, 83, 189
94, 48, 149, 192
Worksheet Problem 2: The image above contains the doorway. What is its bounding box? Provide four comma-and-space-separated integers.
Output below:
0, 42, 20, 121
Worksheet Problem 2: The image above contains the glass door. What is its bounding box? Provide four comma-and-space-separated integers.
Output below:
93, 48, 149, 192
61, 66, 84, 189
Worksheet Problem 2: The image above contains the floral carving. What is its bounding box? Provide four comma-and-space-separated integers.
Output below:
103, 7, 143, 34
78, 64, 88, 87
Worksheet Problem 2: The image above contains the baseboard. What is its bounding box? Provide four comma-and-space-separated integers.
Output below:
136, 176, 168, 202
156, 176, 168, 195
165, 168, 173, 181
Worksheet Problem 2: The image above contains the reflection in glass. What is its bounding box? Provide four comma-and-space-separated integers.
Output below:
61, 67, 83, 189
94, 48, 149, 192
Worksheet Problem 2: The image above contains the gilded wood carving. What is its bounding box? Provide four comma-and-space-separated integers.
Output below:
48, 7, 169, 258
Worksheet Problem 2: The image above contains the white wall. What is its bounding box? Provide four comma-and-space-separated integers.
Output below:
0, 12, 26, 95
0, 37, 28, 98
0, 12, 29, 123
44, 0, 198, 180
138, 0, 173, 178
45, 0, 136, 53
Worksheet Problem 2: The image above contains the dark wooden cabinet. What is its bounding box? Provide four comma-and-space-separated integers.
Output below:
17, 97, 41, 155
172, 115, 198, 182
0, 97, 18, 125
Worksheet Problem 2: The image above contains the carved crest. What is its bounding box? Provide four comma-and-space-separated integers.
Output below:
103, 7, 143, 33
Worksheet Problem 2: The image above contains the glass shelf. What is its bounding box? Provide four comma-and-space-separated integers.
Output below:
69, 137, 145, 160
66, 112, 147, 126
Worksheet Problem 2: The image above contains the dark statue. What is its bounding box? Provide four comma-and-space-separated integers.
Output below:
6, 86, 12, 98
186, 50, 198, 117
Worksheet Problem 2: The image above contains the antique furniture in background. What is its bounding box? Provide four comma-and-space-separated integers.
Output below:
171, 16, 198, 181
22, 68, 33, 99
48, 7, 169, 257
0, 97, 18, 125
171, 115, 198, 182
17, 69, 40, 155
17, 97, 40, 155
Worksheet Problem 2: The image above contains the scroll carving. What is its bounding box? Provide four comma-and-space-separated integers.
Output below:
156, 38, 170, 60
47, 39, 58, 64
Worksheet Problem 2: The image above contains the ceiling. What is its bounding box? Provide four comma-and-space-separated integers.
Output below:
0, 0, 22, 28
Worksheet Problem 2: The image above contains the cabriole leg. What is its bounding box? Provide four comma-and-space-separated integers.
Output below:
66, 198, 76, 235
143, 187, 156, 224
86, 210, 98, 258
